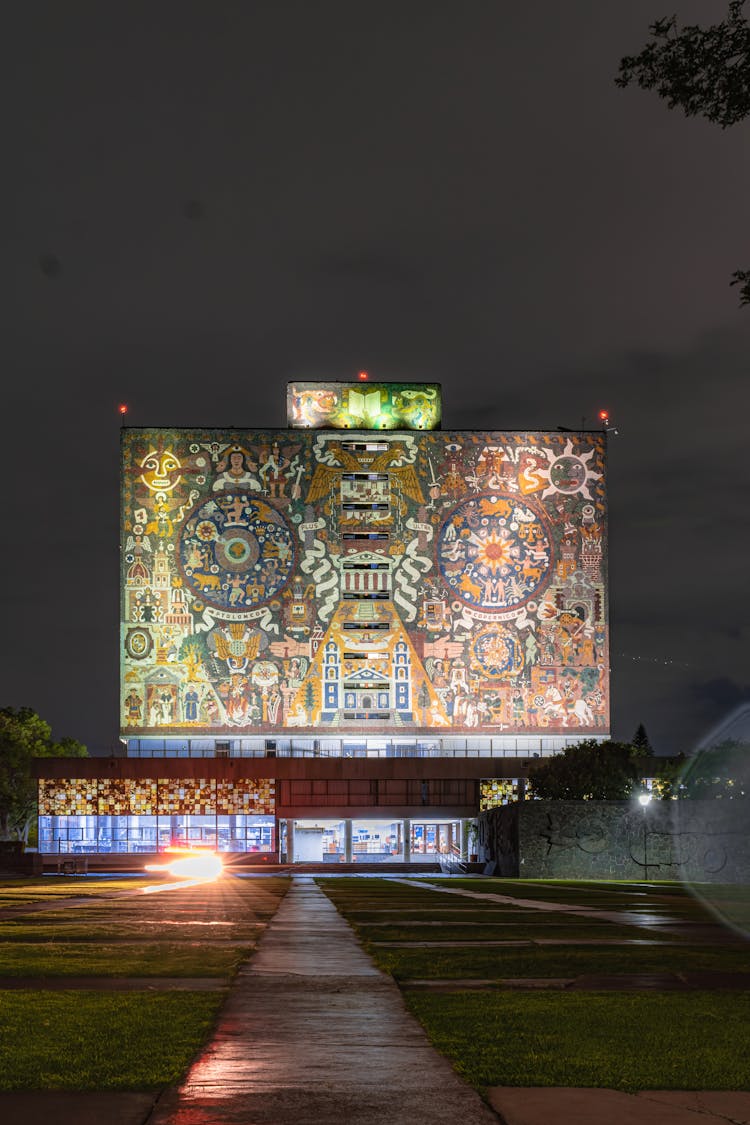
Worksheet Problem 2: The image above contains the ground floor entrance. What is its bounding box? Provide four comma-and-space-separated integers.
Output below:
281, 818, 464, 864
38, 814, 468, 863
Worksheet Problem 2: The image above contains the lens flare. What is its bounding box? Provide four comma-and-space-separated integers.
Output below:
674, 746, 750, 938
143, 848, 224, 893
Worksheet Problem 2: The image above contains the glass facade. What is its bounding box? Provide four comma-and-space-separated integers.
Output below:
38, 814, 275, 854
351, 819, 404, 861
125, 735, 580, 758
410, 820, 460, 860
285, 817, 462, 864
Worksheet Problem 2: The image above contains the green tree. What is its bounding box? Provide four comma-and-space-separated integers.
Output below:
649, 752, 686, 799
678, 740, 750, 799
631, 722, 652, 754
529, 739, 641, 800
616, 1, 750, 305
0, 708, 87, 844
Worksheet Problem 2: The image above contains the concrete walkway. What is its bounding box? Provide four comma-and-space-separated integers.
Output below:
486, 1087, 750, 1124
147, 876, 497, 1124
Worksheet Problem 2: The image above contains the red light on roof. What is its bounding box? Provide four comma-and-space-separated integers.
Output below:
598, 409, 609, 421
118, 403, 129, 415
358, 370, 369, 381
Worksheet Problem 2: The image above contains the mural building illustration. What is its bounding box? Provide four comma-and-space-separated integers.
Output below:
121, 382, 609, 740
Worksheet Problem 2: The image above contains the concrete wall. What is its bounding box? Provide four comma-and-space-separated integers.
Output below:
478, 801, 750, 883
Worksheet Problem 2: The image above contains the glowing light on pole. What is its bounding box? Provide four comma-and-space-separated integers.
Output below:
638, 792, 652, 881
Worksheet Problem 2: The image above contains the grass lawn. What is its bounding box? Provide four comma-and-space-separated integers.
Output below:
0, 942, 247, 977
405, 991, 750, 1091
370, 942, 750, 980
0, 991, 225, 1090
0, 921, 264, 942
319, 876, 750, 1092
344, 911, 546, 924
0, 878, 154, 905
354, 922, 667, 943
423, 878, 714, 917
690, 884, 750, 935
0, 873, 289, 1090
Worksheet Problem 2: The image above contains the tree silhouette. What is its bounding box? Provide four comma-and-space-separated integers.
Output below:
616, 1, 750, 304
632, 722, 653, 753
529, 740, 641, 800
0, 708, 87, 843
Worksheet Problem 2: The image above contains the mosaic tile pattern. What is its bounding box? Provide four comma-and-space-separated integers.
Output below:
121, 426, 608, 737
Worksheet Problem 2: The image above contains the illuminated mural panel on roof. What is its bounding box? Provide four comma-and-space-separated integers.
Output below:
121, 427, 608, 738
287, 382, 442, 430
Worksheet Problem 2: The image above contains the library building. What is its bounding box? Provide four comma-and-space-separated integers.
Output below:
38, 379, 609, 864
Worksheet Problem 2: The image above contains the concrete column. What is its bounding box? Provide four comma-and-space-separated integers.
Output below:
459, 818, 468, 862
285, 819, 295, 864
344, 819, 353, 862
403, 818, 411, 862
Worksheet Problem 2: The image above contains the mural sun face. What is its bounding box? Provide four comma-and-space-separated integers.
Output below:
537, 439, 602, 500
139, 449, 182, 493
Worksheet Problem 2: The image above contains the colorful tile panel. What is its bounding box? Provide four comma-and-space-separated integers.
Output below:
39, 779, 97, 816
216, 778, 275, 815
157, 779, 214, 815
480, 778, 524, 810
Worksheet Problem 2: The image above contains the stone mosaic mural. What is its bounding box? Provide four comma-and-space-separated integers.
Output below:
39, 778, 275, 816
121, 427, 608, 737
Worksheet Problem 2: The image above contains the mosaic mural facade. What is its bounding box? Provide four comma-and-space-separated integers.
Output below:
39, 778, 275, 816
121, 426, 608, 739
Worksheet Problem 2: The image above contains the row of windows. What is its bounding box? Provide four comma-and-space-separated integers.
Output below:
39, 814, 276, 854
124, 734, 580, 758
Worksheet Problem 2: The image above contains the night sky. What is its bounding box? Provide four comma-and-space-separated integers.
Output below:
6, 2, 749, 755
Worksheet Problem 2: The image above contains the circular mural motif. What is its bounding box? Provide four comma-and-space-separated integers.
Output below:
214, 528, 260, 572
549, 455, 587, 493
470, 626, 524, 679
178, 494, 295, 613
125, 627, 153, 661
436, 494, 552, 612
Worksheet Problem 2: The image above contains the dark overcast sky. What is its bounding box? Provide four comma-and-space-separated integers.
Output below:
4, 1, 749, 754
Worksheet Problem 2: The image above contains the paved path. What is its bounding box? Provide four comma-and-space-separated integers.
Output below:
486, 1087, 750, 1124
147, 876, 497, 1124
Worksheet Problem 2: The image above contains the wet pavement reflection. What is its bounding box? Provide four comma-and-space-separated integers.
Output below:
149, 877, 497, 1124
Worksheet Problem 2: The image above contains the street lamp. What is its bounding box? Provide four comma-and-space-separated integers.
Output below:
638, 792, 652, 881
